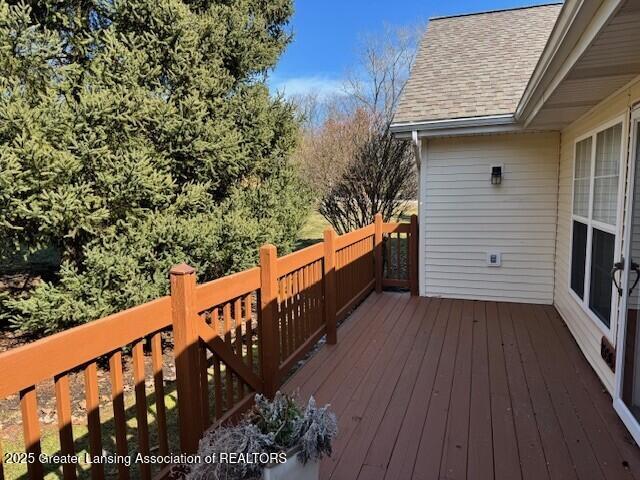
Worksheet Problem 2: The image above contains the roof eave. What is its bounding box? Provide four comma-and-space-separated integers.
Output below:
515, 0, 625, 126
390, 114, 519, 138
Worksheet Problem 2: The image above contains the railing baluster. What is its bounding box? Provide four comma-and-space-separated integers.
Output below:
299, 269, 306, 348
318, 259, 324, 330
312, 261, 319, 331
199, 342, 211, 428
211, 309, 223, 418
293, 269, 301, 348
334, 249, 341, 308
20, 385, 43, 480
287, 275, 293, 355
396, 232, 402, 279
150, 334, 169, 456
308, 262, 314, 332
0, 436, 4, 480
302, 265, 310, 340
212, 349, 223, 417
108, 351, 130, 480
234, 298, 245, 398
278, 278, 287, 362
358, 239, 364, 296
132, 341, 151, 480
245, 295, 254, 371
223, 303, 234, 407
314, 261, 320, 331
54, 373, 77, 480
84, 362, 104, 480
346, 244, 352, 301
287, 274, 295, 355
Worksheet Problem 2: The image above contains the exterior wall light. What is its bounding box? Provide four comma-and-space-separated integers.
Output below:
491, 165, 502, 185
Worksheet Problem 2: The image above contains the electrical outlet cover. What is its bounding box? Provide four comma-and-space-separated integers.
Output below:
487, 252, 501, 267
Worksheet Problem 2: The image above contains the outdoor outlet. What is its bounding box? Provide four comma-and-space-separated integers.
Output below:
487, 252, 501, 267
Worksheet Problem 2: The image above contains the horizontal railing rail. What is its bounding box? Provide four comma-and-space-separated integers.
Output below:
0, 214, 418, 480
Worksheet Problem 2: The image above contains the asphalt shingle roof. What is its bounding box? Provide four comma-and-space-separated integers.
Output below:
393, 4, 562, 125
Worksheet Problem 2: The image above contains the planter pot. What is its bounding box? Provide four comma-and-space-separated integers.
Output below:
262, 451, 319, 480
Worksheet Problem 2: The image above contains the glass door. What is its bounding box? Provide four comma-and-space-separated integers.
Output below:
615, 110, 640, 443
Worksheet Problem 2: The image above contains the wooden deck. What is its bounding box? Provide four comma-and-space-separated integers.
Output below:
284, 292, 640, 480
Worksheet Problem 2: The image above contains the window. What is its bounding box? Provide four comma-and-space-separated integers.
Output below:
570, 122, 623, 331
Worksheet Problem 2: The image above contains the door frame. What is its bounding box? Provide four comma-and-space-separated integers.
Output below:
614, 106, 640, 445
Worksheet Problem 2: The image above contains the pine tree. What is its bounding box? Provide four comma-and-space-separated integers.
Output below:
0, 0, 310, 333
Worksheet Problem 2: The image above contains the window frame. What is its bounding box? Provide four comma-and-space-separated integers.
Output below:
568, 115, 627, 342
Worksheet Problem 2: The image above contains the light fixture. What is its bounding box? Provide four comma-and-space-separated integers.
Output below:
491, 165, 502, 185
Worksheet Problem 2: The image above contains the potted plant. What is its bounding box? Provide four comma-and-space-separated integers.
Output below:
187, 392, 337, 480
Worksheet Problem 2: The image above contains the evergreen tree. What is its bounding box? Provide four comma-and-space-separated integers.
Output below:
0, 0, 310, 334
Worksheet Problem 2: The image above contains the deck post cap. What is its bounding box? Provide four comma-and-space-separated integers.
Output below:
170, 263, 196, 276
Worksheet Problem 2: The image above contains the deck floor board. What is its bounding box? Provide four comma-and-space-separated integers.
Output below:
283, 293, 640, 480
322, 297, 417, 477
499, 302, 549, 480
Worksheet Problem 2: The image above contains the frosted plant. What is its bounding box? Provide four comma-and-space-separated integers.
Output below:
250, 393, 337, 464
187, 423, 274, 480
186, 392, 337, 479
251, 392, 302, 448
292, 396, 338, 464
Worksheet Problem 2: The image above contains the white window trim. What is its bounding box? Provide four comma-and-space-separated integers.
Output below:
568, 114, 627, 343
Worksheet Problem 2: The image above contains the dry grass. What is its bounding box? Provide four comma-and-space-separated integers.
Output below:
295, 203, 417, 250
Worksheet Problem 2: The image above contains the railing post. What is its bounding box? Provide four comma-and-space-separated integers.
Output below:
260, 244, 280, 398
374, 213, 383, 293
409, 214, 419, 296
323, 228, 337, 344
170, 263, 203, 454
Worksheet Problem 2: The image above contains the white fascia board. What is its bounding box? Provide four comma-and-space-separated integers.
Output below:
390, 114, 518, 138
515, 0, 583, 121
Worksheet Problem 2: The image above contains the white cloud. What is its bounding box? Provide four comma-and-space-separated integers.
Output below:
271, 75, 345, 100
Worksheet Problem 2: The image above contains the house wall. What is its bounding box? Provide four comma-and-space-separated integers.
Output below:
554, 76, 640, 394
419, 132, 560, 304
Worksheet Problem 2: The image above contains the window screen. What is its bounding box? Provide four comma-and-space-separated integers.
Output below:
573, 137, 592, 217
593, 124, 622, 225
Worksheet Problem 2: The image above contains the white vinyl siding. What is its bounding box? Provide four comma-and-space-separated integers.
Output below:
419, 132, 560, 304
555, 75, 640, 394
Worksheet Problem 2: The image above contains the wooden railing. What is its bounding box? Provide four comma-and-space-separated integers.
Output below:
0, 214, 418, 480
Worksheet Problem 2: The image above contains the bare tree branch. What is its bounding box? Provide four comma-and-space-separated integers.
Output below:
293, 24, 424, 234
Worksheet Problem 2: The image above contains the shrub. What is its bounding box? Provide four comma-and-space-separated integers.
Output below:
0, 0, 311, 334
187, 392, 338, 480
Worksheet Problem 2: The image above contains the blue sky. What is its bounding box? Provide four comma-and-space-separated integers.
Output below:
271, 0, 559, 98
